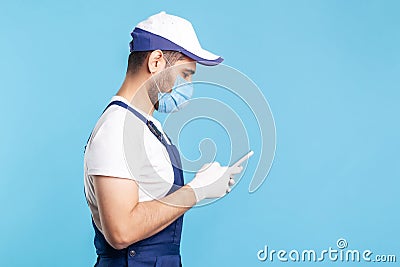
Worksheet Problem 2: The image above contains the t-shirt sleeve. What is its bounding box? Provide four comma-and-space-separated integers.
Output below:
85, 109, 140, 180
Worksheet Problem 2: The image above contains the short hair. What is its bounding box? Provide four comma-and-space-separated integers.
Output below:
126, 50, 185, 75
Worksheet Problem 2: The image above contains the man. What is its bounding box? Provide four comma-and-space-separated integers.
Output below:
83, 11, 247, 267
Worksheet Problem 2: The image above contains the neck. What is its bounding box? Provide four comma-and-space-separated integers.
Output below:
116, 72, 155, 116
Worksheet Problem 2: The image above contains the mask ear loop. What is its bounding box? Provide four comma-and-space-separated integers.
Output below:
150, 71, 163, 95
151, 53, 173, 95
164, 55, 173, 68
164, 55, 185, 90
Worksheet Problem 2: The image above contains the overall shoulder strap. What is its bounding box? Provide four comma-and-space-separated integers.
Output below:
103, 100, 169, 145
84, 100, 171, 153
107, 100, 147, 123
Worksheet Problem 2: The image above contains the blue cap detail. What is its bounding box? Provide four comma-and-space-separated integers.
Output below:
129, 28, 223, 66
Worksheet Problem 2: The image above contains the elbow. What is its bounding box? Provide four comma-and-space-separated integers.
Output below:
108, 238, 129, 250
105, 229, 140, 250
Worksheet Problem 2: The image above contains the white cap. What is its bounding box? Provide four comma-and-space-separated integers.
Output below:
129, 11, 223, 66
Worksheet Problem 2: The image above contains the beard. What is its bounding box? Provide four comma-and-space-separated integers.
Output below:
147, 68, 174, 110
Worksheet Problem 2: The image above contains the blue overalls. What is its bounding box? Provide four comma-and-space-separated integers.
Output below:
85, 100, 184, 267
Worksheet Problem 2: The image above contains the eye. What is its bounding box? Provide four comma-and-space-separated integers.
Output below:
182, 72, 189, 79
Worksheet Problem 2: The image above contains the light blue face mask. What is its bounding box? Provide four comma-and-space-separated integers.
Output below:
157, 75, 194, 113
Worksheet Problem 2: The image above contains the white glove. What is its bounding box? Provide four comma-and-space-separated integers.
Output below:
187, 162, 243, 203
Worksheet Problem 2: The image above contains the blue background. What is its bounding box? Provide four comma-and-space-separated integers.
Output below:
0, 0, 399, 266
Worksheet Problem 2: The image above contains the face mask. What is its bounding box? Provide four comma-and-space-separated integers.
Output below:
157, 74, 194, 113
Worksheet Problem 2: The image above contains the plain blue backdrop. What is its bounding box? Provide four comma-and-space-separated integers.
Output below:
0, 0, 399, 266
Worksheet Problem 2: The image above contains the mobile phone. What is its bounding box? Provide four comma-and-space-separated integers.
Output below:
230, 150, 254, 167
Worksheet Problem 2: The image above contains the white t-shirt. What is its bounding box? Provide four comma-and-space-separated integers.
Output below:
83, 95, 175, 232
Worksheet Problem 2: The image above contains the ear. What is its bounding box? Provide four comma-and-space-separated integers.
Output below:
147, 50, 165, 74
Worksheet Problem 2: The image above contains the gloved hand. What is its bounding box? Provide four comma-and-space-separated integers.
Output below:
187, 162, 243, 203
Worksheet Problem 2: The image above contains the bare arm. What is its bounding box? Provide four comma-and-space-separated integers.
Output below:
93, 175, 196, 250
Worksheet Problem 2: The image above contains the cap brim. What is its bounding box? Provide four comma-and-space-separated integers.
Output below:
180, 49, 223, 66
